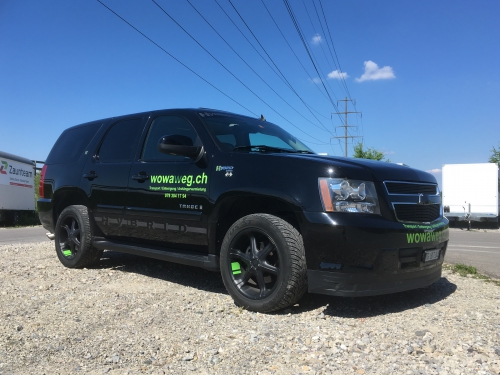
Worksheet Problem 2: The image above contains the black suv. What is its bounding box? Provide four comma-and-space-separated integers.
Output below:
38, 108, 449, 312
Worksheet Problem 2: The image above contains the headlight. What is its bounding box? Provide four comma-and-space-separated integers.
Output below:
318, 178, 380, 214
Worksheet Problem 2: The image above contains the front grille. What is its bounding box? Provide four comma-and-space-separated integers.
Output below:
385, 182, 437, 195
393, 204, 441, 222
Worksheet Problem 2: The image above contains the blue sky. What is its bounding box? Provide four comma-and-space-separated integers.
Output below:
1, 0, 499, 187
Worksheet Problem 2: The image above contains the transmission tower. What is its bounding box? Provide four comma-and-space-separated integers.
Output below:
332, 98, 361, 157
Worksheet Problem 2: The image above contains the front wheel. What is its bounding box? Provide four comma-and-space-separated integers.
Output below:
220, 214, 307, 313
54, 205, 102, 268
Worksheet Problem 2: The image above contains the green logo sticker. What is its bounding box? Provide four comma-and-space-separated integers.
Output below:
149, 173, 208, 192
406, 231, 446, 244
231, 262, 242, 275
62, 249, 72, 257
150, 173, 207, 186
402, 222, 446, 230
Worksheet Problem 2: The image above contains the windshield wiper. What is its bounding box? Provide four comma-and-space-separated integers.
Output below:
232, 145, 314, 154
293, 150, 315, 154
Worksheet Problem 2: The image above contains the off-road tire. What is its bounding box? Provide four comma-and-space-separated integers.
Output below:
54, 205, 102, 268
220, 213, 307, 313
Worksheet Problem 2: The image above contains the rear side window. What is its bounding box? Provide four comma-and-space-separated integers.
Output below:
97, 118, 144, 163
46, 122, 102, 164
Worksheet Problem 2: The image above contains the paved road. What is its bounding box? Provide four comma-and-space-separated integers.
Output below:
447, 229, 500, 279
0, 226, 48, 245
0, 226, 499, 279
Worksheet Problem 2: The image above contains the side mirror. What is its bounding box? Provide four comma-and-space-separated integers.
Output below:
157, 135, 202, 159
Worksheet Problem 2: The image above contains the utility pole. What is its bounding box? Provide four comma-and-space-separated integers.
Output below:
332, 98, 361, 157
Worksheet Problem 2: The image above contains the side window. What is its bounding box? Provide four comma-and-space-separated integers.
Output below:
97, 118, 144, 163
142, 116, 200, 161
46, 122, 102, 164
215, 134, 236, 150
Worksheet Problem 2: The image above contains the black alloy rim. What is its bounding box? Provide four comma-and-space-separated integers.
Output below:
227, 228, 281, 300
58, 216, 81, 259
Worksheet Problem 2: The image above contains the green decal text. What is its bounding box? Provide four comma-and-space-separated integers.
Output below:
150, 173, 207, 187
406, 231, 446, 244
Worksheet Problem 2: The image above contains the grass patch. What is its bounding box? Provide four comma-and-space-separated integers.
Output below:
452, 263, 477, 276
444, 263, 500, 287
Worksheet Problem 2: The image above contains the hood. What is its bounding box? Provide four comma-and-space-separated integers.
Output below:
284, 154, 437, 183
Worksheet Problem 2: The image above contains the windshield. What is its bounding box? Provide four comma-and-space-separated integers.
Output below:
198, 111, 314, 153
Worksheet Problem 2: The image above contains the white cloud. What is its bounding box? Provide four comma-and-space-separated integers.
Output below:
310, 77, 322, 84
327, 70, 349, 80
312, 34, 322, 45
356, 60, 395, 82
426, 168, 442, 174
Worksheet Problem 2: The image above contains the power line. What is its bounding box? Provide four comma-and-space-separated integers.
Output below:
216, 0, 337, 134
308, 0, 350, 99
317, 0, 355, 108
299, 0, 347, 100
258, 0, 332, 112
225, 0, 335, 134
151, 0, 328, 144
309, 0, 338, 70
283, 0, 342, 120
185, 0, 333, 136
97, 1, 333, 147
214, 0, 280, 78
315, 0, 362, 141
96, 0, 256, 116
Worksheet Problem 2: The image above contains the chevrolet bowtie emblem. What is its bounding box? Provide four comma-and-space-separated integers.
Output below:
418, 193, 430, 205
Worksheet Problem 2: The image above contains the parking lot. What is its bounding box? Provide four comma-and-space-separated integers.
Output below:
446, 228, 500, 279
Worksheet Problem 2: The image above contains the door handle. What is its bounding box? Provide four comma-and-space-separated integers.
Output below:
83, 171, 98, 180
132, 173, 150, 182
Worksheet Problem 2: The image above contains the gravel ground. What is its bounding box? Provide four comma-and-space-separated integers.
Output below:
1, 241, 499, 375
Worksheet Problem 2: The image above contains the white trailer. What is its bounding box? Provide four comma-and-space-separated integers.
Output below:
0, 151, 36, 224
442, 163, 499, 225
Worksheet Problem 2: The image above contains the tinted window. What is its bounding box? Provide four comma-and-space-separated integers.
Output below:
46, 122, 102, 164
142, 116, 200, 161
98, 118, 144, 163
215, 134, 236, 150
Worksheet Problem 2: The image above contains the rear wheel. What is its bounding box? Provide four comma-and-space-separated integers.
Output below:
54, 205, 102, 268
220, 214, 307, 312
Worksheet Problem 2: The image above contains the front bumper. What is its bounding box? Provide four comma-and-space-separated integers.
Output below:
308, 258, 442, 297
301, 211, 449, 297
